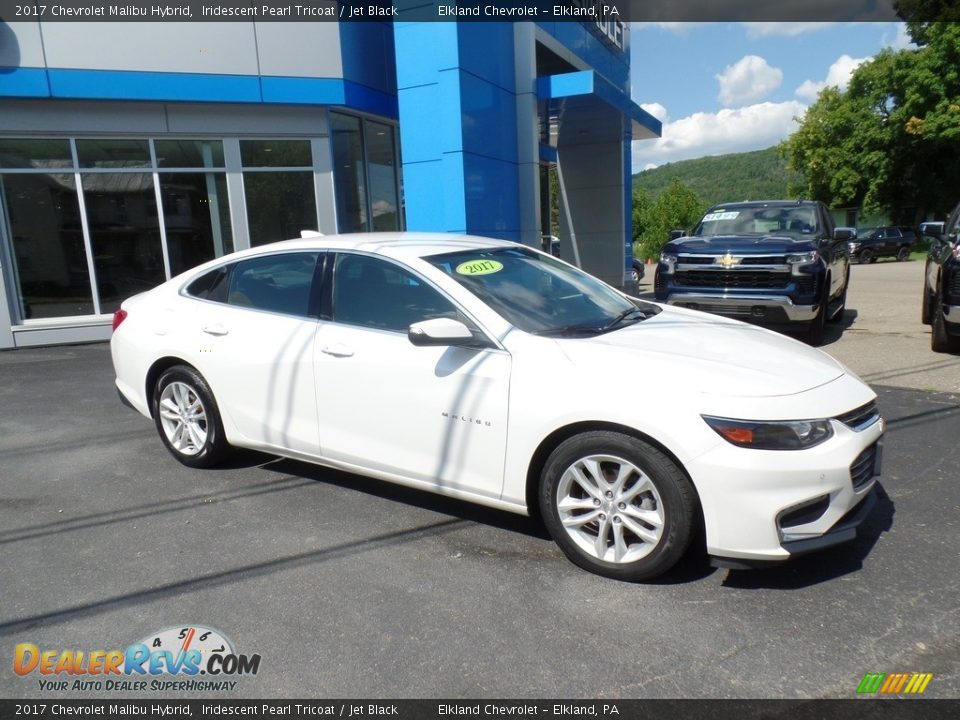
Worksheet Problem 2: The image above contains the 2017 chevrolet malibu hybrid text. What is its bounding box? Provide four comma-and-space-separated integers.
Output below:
111, 234, 885, 581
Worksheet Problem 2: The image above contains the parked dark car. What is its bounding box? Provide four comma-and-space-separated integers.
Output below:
920, 208, 960, 353
849, 226, 917, 263
655, 200, 852, 346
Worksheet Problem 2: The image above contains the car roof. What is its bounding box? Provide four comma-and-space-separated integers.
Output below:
707, 200, 818, 209
246, 232, 518, 260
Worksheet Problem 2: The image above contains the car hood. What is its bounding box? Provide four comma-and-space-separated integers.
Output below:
554, 305, 844, 398
670, 235, 818, 255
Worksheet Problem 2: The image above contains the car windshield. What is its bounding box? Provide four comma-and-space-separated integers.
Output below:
694, 205, 820, 237
427, 246, 657, 336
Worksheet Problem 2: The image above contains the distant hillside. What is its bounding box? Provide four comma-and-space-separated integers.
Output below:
633, 146, 803, 206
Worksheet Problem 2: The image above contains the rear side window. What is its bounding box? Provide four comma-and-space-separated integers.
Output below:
186, 267, 229, 303
226, 253, 320, 317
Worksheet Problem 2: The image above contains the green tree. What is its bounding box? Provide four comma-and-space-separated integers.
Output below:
783, 22, 960, 223
635, 180, 707, 260
631, 188, 651, 248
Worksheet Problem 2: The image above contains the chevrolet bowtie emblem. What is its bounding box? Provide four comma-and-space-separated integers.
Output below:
718, 253, 740, 267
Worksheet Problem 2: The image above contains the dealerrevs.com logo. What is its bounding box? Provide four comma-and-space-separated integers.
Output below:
14, 625, 260, 692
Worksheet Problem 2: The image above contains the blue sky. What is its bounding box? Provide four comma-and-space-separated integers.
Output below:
629, 22, 913, 170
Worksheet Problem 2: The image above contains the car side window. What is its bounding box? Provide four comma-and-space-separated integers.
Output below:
226, 253, 320, 318
332, 253, 460, 333
185, 266, 230, 304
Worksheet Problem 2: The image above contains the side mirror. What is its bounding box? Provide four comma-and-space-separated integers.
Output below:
408, 318, 487, 348
920, 221, 945, 239
833, 227, 856, 241
669, 230, 686, 240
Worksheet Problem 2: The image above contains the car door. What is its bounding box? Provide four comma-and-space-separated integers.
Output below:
186, 251, 323, 454
312, 251, 511, 500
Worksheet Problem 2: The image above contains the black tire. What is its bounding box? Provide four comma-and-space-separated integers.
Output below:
931, 290, 960, 353
860, 248, 874, 264
632, 261, 645, 283
897, 246, 911, 262
805, 299, 827, 345
539, 431, 696, 582
922, 288, 933, 326
152, 365, 232, 468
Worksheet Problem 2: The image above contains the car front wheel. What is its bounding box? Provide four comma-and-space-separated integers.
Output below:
860, 248, 874, 264
897, 246, 911, 262
153, 365, 232, 468
931, 289, 960, 353
539, 431, 696, 581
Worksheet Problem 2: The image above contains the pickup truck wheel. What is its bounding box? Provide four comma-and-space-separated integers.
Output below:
897, 246, 911, 262
805, 301, 827, 345
539, 431, 696, 582
922, 288, 933, 325
931, 290, 960, 353
860, 248, 874, 264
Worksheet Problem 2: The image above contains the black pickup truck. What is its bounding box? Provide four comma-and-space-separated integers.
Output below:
921, 203, 960, 353
654, 200, 853, 345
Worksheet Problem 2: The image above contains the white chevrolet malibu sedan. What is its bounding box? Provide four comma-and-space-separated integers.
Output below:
111, 233, 884, 581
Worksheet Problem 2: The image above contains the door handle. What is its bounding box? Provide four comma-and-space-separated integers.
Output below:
202, 324, 229, 336
321, 343, 354, 358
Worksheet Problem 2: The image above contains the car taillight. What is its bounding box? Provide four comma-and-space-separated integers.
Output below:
112, 309, 128, 332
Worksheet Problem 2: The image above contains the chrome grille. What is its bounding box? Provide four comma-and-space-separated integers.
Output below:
836, 401, 880, 431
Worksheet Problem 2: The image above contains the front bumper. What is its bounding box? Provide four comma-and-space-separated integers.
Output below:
661, 292, 818, 322
690, 411, 885, 564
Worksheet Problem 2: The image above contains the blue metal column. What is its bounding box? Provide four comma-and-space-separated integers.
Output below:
394, 22, 522, 240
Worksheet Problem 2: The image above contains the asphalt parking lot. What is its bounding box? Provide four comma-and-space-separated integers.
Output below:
1, 258, 958, 700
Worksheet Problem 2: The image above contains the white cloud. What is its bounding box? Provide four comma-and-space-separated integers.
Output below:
640, 102, 668, 123
794, 54, 868, 102
884, 22, 914, 50
631, 101, 806, 169
742, 22, 835, 38
716, 55, 783, 107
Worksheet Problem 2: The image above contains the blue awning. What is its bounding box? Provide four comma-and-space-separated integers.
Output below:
536, 70, 661, 148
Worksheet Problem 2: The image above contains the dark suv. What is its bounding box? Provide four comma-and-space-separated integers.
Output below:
849, 226, 917, 263
654, 200, 853, 345
921, 204, 960, 353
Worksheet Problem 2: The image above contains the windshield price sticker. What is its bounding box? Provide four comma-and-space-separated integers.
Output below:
703, 211, 740, 222
456, 259, 503, 276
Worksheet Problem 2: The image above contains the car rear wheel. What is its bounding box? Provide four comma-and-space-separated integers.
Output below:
153, 365, 232, 468
897, 246, 910, 262
539, 431, 696, 581
860, 248, 874, 264
931, 290, 960, 353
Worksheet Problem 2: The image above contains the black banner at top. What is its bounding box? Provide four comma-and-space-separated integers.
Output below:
1, 0, 954, 23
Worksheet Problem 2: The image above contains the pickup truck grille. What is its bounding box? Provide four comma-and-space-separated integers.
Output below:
949, 269, 960, 301
673, 270, 792, 289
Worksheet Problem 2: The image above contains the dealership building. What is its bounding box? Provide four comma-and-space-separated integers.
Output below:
0, 18, 660, 348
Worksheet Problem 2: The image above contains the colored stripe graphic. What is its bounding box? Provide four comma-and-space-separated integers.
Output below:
858, 672, 933, 694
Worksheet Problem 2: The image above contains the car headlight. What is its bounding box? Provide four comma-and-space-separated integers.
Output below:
659, 250, 678, 273
786, 251, 819, 265
702, 415, 834, 450
847, 242, 860, 251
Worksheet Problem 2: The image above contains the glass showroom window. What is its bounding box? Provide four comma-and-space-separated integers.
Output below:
241, 140, 318, 246
156, 140, 232, 277
329, 113, 402, 234
77, 139, 165, 314
0, 139, 94, 319
0, 137, 233, 322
